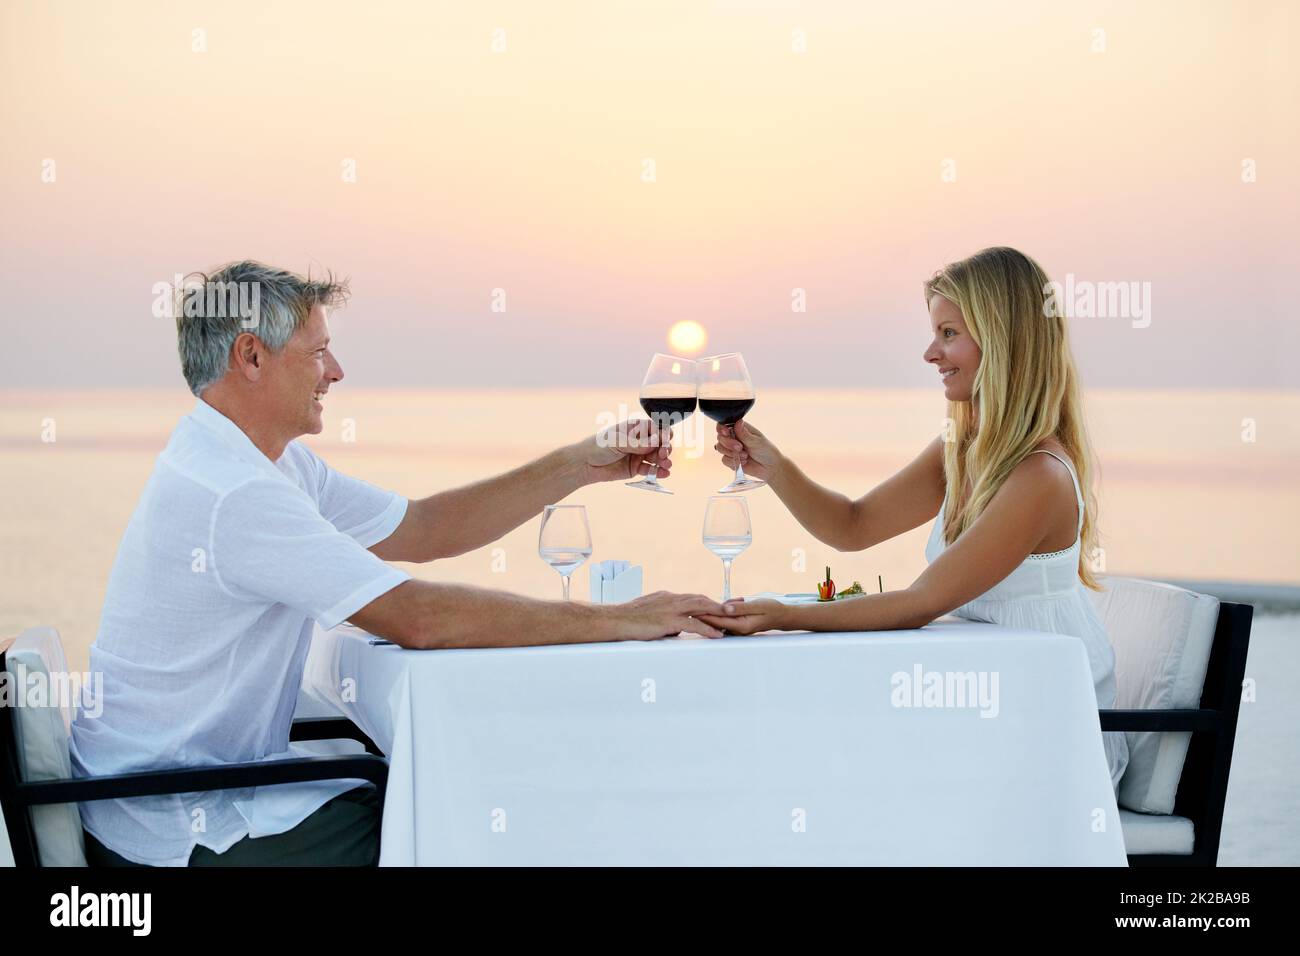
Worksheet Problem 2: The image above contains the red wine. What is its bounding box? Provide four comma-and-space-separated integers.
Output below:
640, 396, 698, 424
699, 397, 755, 425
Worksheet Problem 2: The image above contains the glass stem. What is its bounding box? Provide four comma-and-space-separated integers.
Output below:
722, 558, 733, 602
562, 574, 571, 601
644, 419, 670, 484
732, 424, 747, 483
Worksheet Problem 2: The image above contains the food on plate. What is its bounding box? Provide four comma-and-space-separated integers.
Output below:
835, 581, 865, 599
816, 567, 836, 601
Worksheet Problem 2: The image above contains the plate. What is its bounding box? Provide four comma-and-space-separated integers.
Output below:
748, 591, 823, 605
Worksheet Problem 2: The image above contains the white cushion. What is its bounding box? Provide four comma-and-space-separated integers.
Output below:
3, 627, 88, 866
291, 686, 365, 756
1118, 809, 1195, 855
1088, 578, 1219, 814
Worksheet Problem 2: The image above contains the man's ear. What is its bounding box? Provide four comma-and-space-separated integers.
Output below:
231, 332, 263, 381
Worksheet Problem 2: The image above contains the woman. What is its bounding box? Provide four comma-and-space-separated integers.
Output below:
698, 246, 1129, 791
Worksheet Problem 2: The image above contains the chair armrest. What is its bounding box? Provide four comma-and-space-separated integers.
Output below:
1099, 708, 1224, 732
14, 754, 388, 807
290, 716, 382, 755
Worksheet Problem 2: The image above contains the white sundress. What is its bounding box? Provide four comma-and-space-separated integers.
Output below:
924, 449, 1129, 793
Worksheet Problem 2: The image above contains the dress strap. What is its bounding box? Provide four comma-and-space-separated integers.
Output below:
1026, 449, 1084, 536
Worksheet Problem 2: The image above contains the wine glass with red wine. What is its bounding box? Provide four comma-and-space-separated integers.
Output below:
698, 352, 765, 493
626, 353, 697, 495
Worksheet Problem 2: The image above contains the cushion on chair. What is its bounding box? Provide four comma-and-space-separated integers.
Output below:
1088, 578, 1219, 815
4, 627, 88, 866
291, 685, 366, 756
1118, 808, 1196, 855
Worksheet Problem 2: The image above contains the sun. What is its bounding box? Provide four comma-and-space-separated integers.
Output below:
667, 320, 707, 355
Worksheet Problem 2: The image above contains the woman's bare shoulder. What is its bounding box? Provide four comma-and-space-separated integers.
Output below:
1014, 440, 1080, 549
1030, 436, 1069, 459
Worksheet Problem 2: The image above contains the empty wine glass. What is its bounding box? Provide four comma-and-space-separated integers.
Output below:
539, 504, 592, 600
702, 496, 752, 602
626, 353, 697, 495
698, 352, 765, 493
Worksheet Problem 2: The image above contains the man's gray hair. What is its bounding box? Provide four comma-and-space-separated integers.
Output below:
175, 260, 349, 397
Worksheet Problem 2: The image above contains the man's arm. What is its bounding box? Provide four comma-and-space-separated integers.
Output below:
370, 419, 670, 563
209, 471, 729, 647
349, 580, 728, 648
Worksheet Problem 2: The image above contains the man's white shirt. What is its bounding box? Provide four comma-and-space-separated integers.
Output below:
69, 399, 411, 865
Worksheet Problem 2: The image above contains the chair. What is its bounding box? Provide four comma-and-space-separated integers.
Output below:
1091, 578, 1253, 866
0, 626, 388, 868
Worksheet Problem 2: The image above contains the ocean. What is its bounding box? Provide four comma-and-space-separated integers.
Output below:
3, 387, 1296, 669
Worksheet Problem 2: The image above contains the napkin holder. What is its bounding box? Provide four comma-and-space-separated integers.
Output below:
589, 560, 643, 604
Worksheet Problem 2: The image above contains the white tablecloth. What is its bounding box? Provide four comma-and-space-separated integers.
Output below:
300, 620, 1127, 865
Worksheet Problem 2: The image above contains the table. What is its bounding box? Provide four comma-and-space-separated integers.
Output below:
299, 620, 1127, 865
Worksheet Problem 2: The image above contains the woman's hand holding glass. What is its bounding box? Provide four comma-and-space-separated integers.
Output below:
714, 420, 781, 483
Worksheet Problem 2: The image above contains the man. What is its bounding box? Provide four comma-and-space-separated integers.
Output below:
70, 260, 729, 867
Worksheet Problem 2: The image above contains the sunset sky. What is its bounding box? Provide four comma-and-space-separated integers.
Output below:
1, 0, 1296, 390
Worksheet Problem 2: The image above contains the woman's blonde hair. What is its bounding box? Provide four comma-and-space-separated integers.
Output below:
924, 246, 1102, 589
